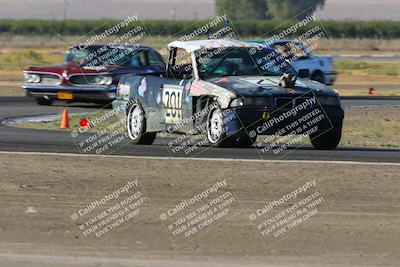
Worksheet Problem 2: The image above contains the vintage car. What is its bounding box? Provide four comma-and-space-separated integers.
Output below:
249, 40, 337, 85
23, 44, 165, 105
113, 39, 344, 149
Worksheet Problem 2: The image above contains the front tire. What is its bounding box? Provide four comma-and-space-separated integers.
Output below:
127, 102, 156, 145
35, 97, 53, 106
310, 129, 341, 150
236, 134, 257, 148
206, 103, 235, 148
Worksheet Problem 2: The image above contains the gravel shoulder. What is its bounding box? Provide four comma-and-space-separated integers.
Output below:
0, 153, 399, 267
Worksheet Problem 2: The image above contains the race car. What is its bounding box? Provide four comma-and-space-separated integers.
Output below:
113, 39, 344, 149
23, 44, 165, 105
249, 40, 337, 85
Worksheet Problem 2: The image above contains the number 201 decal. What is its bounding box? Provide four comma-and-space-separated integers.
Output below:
163, 86, 183, 124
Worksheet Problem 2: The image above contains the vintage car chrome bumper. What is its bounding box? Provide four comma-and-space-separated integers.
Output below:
23, 83, 117, 101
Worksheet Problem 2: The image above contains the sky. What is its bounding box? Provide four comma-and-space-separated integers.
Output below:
0, 0, 399, 20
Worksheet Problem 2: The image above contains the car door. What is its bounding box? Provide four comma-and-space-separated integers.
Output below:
161, 79, 193, 134
160, 48, 195, 134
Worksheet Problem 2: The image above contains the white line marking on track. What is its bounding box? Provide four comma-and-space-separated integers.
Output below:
0, 151, 399, 166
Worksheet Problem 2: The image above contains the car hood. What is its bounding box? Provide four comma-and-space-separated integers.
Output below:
25, 61, 165, 76
207, 76, 337, 97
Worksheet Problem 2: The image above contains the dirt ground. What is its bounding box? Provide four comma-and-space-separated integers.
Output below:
0, 153, 399, 267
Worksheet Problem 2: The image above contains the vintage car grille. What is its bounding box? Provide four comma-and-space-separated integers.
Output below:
69, 75, 98, 85
39, 74, 61, 85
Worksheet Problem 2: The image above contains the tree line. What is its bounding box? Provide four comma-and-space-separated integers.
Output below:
216, 0, 325, 20
0, 19, 399, 39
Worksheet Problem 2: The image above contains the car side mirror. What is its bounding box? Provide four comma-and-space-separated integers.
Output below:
298, 69, 310, 78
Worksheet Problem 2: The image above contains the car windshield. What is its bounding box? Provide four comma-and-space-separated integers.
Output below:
65, 46, 165, 67
271, 42, 310, 61
196, 47, 297, 79
64, 46, 101, 64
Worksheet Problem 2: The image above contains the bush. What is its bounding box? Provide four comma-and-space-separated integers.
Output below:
1, 19, 400, 39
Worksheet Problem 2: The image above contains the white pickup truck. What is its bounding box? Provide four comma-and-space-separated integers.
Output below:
249, 40, 337, 86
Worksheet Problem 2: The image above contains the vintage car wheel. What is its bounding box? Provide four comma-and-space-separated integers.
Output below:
35, 97, 53, 106
127, 102, 156, 145
206, 103, 234, 148
310, 128, 341, 150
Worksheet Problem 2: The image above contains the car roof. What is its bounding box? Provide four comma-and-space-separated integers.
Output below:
168, 39, 263, 53
246, 39, 301, 46
70, 44, 155, 50
270, 40, 301, 45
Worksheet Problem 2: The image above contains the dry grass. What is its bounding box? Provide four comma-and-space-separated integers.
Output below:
0, 70, 22, 81
314, 38, 400, 54
341, 106, 400, 148
335, 59, 400, 76
0, 49, 63, 71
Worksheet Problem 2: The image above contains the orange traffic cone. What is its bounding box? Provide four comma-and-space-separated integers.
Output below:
369, 87, 377, 95
60, 109, 69, 129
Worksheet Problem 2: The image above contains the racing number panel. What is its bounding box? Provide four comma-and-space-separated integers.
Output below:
162, 85, 184, 124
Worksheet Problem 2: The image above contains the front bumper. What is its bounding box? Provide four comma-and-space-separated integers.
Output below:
23, 83, 117, 102
223, 105, 344, 137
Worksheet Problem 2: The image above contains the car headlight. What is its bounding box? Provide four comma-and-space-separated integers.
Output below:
230, 97, 271, 107
24, 73, 41, 83
316, 96, 340, 106
229, 98, 244, 107
94, 75, 112, 85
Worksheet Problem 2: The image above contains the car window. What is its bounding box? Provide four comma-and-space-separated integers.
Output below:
169, 48, 194, 79
272, 42, 309, 61
197, 47, 297, 79
129, 50, 146, 67
64, 47, 99, 63
107, 49, 165, 68
147, 50, 165, 66
64, 46, 163, 68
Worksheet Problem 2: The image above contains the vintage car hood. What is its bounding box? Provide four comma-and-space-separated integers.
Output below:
26, 62, 164, 76
208, 76, 337, 97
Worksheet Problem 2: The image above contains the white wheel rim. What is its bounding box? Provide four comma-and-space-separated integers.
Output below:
128, 105, 142, 140
208, 108, 224, 143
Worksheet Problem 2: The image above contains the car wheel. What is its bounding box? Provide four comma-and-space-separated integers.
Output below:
311, 72, 325, 84
206, 103, 234, 148
235, 133, 257, 148
35, 97, 53, 106
310, 129, 341, 150
127, 102, 156, 145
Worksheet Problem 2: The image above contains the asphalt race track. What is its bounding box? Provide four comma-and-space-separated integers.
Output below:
0, 96, 399, 163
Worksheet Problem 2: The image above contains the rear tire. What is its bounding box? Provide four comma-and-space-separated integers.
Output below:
35, 97, 53, 106
127, 102, 156, 145
310, 129, 341, 150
